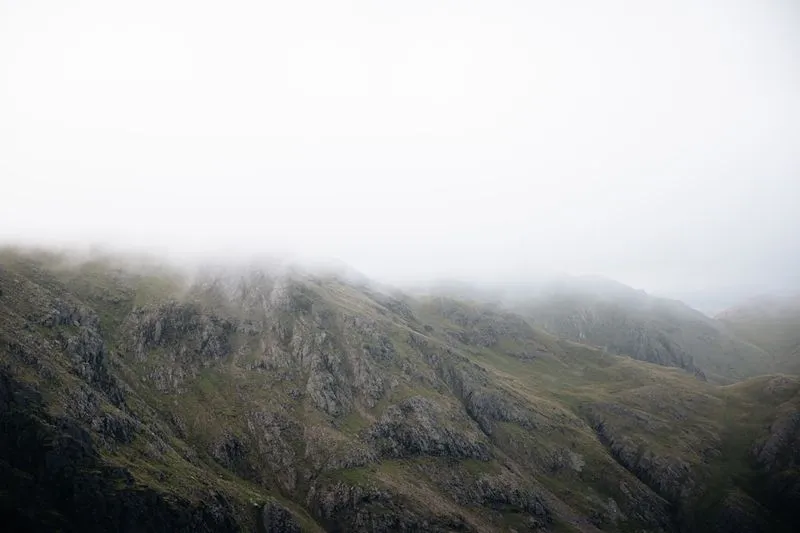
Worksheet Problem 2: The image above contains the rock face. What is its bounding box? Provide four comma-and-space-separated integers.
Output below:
262, 499, 302, 533
368, 396, 492, 460
307, 482, 475, 533
749, 379, 800, 529
124, 302, 235, 392
424, 462, 552, 529
592, 416, 696, 504
1, 249, 799, 533
127, 302, 234, 362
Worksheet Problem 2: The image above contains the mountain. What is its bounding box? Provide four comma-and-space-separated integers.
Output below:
717, 295, 800, 375
1, 248, 798, 532
501, 276, 772, 383
653, 287, 783, 317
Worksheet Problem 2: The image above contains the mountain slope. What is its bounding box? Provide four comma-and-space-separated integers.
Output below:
717, 295, 800, 375
506, 277, 771, 382
0, 248, 798, 532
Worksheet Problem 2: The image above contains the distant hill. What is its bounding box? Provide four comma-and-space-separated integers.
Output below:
498, 276, 773, 383
653, 286, 779, 316
717, 295, 800, 375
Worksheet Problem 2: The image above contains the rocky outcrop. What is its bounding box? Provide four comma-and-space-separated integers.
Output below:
303, 425, 376, 473
123, 302, 235, 392
405, 332, 543, 436
750, 404, 800, 528
211, 431, 251, 475
262, 498, 302, 533
34, 297, 125, 404
591, 416, 696, 504
709, 491, 771, 533
305, 359, 353, 417
308, 481, 474, 533
246, 410, 303, 492
753, 411, 800, 470
426, 463, 551, 528
344, 315, 396, 362
367, 396, 491, 460
126, 302, 234, 362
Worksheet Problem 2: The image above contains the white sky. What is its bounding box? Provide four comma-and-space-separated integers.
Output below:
1, 0, 799, 293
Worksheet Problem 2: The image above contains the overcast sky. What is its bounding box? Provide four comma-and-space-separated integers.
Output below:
1, 0, 799, 294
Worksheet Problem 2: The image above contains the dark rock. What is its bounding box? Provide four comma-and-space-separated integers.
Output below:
368, 396, 491, 460
262, 498, 301, 532
0, 370, 240, 533
309, 481, 474, 533
126, 302, 234, 363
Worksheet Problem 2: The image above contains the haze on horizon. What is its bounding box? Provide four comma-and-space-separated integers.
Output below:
2, 0, 799, 301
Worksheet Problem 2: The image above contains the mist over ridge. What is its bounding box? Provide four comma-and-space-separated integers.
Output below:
2, 0, 799, 302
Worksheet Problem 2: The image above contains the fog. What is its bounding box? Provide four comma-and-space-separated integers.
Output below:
2, 0, 799, 301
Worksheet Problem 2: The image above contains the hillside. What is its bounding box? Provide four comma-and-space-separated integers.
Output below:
717, 296, 800, 375
0, 248, 798, 532
502, 277, 772, 383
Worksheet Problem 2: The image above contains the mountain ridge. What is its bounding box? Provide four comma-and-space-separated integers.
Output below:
417, 275, 773, 383
1, 247, 798, 532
